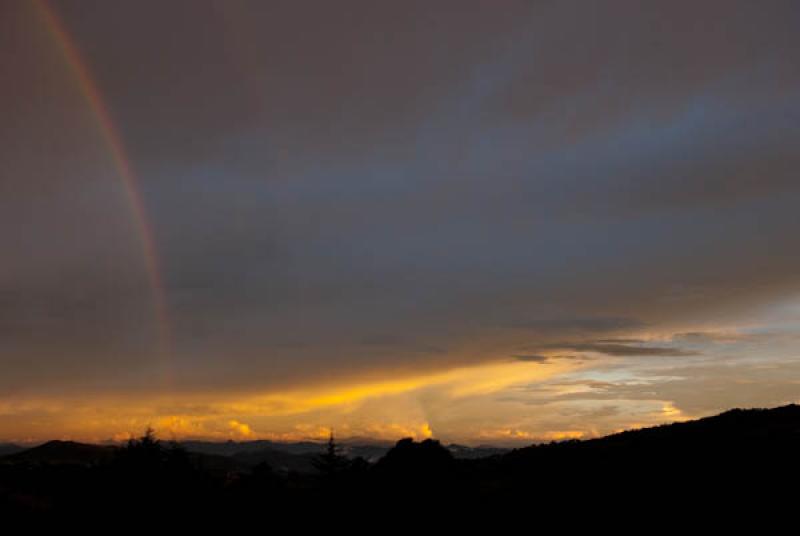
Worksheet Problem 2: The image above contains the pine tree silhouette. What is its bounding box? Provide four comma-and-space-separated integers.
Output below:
312, 429, 349, 478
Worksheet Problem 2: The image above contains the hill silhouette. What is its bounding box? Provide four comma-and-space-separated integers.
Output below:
3, 440, 115, 465
0, 444, 24, 457
2, 404, 799, 521
177, 437, 502, 462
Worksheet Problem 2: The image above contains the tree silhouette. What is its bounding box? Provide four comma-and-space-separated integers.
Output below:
115, 426, 165, 469
312, 429, 349, 479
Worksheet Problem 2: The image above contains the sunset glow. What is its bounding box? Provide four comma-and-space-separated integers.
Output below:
2, 0, 800, 448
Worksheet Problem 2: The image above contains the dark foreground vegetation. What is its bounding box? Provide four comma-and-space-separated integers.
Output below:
2, 404, 800, 522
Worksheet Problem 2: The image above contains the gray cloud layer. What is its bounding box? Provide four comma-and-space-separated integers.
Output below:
2, 0, 800, 397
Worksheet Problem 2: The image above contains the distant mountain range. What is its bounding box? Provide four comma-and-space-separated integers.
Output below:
4, 404, 800, 519
177, 438, 507, 465
0, 444, 25, 457
0, 436, 509, 473
1, 440, 115, 465
5, 404, 800, 474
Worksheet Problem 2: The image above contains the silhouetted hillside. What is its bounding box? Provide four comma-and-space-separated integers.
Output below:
2, 440, 115, 465
506, 404, 800, 460
3, 404, 800, 521
582, 404, 800, 446
229, 446, 318, 473
0, 444, 24, 457
178, 438, 506, 463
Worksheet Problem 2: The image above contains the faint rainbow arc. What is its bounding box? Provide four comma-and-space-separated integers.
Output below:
33, 0, 174, 370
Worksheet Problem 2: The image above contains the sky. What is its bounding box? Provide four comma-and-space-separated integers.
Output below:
1, 0, 800, 445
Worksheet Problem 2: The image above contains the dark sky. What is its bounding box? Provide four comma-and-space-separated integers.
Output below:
2, 0, 800, 443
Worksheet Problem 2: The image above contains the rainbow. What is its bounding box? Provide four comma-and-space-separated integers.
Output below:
33, 0, 173, 367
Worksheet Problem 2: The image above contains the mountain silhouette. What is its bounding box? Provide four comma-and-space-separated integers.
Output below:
3, 440, 115, 465
0, 444, 24, 457
2, 404, 799, 521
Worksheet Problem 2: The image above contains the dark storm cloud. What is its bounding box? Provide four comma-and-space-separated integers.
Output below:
2, 0, 800, 396
670, 332, 749, 345
512, 355, 550, 364
541, 342, 698, 358
502, 316, 645, 333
